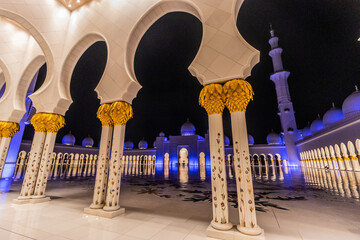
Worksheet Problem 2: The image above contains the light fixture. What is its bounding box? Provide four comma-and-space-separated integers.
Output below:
57, 0, 91, 11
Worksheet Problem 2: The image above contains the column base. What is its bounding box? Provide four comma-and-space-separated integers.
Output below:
211, 220, 233, 231
206, 225, 265, 240
84, 207, 125, 218
89, 203, 104, 209
237, 225, 263, 236
30, 197, 51, 203
12, 198, 31, 205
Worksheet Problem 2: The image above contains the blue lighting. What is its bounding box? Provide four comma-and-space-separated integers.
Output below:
0, 178, 12, 193
0, 83, 5, 98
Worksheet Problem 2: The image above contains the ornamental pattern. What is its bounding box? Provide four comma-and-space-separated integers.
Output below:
0, 121, 20, 138
97, 104, 113, 126
223, 79, 254, 113
31, 113, 65, 133
199, 84, 225, 115
110, 101, 133, 126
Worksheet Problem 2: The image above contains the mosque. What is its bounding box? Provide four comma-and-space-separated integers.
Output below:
16, 26, 359, 171
0, 1, 359, 240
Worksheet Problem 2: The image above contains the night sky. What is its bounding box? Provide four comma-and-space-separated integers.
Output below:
23, 0, 360, 147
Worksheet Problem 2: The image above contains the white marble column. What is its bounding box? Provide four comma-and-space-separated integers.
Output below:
32, 132, 58, 199
224, 79, 262, 235
31, 114, 64, 201
15, 151, 26, 180
90, 104, 113, 209
92, 155, 97, 176
72, 154, 80, 177
15, 113, 54, 202
78, 154, 85, 176
53, 153, 62, 178
348, 141, 360, 172
208, 114, 232, 229
199, 83, 232, 231
103, 124, 125, 211
0, 138, 12, 177
0, 121, 20, 178
66, 154, 74, 179
231, 112, 262, 234
16, 132, 46, 201
102, 101, 132, 216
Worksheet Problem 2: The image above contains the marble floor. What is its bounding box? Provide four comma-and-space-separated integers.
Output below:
0, 165, 359, 240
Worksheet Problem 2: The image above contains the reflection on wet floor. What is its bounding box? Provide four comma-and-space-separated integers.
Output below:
301, 166, 360, 199
9, 153, 360, 202
3, 154, 360, 240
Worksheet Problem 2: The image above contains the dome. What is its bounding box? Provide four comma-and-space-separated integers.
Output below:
224, 136, 230, 146
124, 141, 134, 150
248, 135, 254, 145
302, 126, 312, 137
159, 132, 165, 137
310, 118, 324, 134
82, 136, 94, 148
323, 104, 344, 127
266, 132, 282, 145
181, 119, 196, 136
342, 86, 360, 117
62, 132, 75, 146
138, 139, 148, 149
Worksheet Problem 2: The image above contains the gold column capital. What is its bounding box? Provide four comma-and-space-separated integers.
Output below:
31, 113, 65, 133
110, 101, 133, 125
199, 84, 225, 115
223, 79, 254, 113
47, 114, 65, 133
97, 104, 113, 126
0, 121, 20, 138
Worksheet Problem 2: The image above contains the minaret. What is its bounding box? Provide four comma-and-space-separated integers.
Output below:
268, 26, 299, 165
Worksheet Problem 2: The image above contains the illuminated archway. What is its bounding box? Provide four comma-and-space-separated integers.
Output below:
179, 147, 189, 165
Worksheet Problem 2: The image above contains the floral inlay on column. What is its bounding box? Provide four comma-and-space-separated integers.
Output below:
199, 84, 232, 230
223, 79, 263, 236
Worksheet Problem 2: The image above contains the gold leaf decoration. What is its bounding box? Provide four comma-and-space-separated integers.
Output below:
31, 113, 65, 133
199, 84, 225, 115
223, 79, 254, 113
0, 121, 20, 138
110, 101, 133, 125
97, 104, 113, 126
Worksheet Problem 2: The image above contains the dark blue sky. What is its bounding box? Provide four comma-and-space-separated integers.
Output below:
24, 0, 360, 146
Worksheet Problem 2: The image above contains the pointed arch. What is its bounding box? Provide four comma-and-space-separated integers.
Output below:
125, 0, 203, 84
14, 55, 46, 109
60, 33, 109, 101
